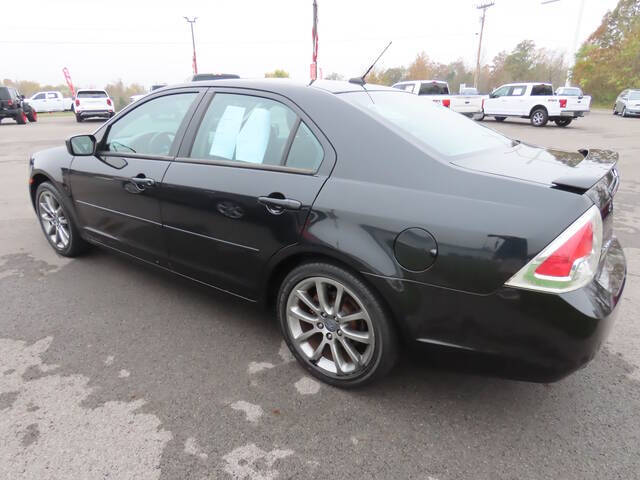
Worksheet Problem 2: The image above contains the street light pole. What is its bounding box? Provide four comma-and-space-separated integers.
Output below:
474, 2, 495, 89
541, 0, 586, 86
184, 16, 198, 75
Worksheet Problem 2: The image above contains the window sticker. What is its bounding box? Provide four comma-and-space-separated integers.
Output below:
235, 108, 271, 164
210, 105, 245, 158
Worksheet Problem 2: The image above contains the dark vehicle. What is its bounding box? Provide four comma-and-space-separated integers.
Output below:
0, 86, 37, 124
28, 80, 626, 387
189, 73, 240, 81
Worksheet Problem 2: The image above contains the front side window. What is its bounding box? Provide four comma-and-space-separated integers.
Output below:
33, 93, 46, 100
342, 91, 513, 158
190, 93, 297, 166
492, 86, 510, 97
105, 93, 197, 156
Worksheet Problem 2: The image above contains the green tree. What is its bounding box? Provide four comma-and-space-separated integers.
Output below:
264, 69, 290, 78
325, 72, 344, 81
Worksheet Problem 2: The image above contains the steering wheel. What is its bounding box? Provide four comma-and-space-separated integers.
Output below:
148, 131, 175, 155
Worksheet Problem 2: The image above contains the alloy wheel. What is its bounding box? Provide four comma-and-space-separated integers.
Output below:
532, 111, 545, 126
285, 276, 375, 377
38, 191, 70, 250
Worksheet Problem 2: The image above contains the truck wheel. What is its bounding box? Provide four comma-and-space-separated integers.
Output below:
554, 118, 572, 127
494, 116, 506, 122
15, 109, 27, 125
530, 108, 548, 127
75, 114, 84, 123
26, 108, 38, 122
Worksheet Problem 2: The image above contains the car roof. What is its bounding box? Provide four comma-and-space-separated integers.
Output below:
393, 80, 447, 85
501, 82, 552, 87
158, 78, 399, 96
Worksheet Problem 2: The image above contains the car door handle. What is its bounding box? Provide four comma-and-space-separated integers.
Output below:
258, 196, 302, 214
129, 177, 155, 188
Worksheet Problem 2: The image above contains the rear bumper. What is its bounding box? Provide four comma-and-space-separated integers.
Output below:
0, 108, 20, 118
365, 237, 626, 382
76, 110, 114, 118
559, 110, 588, 118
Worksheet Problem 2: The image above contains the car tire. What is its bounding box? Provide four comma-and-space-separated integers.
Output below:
530, 108, 548, 127
613, 105, 618, 115
75, 114, 83, 123
26, 107, 37, 122
554, 118, 572, 127
494, 116, 506, 122
621, 107, 627, 118
15, 109, 27, 125
35, 182, 88, 257
277, 262, 398, 388
476, 113, 485, 121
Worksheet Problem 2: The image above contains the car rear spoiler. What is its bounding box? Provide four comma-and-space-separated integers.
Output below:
551, 149, 619, 195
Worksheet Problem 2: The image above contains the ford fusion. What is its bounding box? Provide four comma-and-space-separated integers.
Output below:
28, 80, 626, 387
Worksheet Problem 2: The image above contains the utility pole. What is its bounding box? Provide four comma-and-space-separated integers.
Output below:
184, 16, 198, 75
311, 0, 319, 81
474, 2, 495, 89
541, 0, 585, 86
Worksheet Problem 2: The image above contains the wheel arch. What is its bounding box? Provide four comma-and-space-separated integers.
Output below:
529, 104, 548, 117
29, 173, 53, 208
261, 247, 408, 343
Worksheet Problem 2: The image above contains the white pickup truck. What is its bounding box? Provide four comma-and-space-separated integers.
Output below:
391, 80, 483, 117
482, 82, 591, 127
25, 91, 73, 112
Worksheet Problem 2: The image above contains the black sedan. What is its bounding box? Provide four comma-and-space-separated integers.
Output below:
28, 79, 626, 387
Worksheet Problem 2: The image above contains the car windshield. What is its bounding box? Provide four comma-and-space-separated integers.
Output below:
77, 91, 107, 98
629, 92, 640, 100
342, 91, 513, 158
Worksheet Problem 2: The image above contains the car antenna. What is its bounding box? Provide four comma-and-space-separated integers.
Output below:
349, 41, 392, 86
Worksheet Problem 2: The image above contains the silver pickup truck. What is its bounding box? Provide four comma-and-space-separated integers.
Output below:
391, 80, 483, 117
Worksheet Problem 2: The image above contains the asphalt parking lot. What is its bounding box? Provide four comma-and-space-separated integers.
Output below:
1, 111, 639, 480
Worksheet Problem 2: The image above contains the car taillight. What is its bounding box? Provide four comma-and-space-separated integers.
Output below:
75, 99, 80, 106
505, 205, 603, 293
559, 99, 567, 108
7, 99, 13, 106
442, 99, 450, 108
106, 98, 112, 106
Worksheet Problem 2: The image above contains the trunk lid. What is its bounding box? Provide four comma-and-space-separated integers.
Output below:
452, 143, 617, 192
565, 95, 591, 112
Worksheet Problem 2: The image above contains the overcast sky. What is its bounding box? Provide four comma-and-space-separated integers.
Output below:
2, 0, 618, 89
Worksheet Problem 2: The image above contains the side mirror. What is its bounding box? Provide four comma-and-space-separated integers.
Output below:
66, 134, 96, 156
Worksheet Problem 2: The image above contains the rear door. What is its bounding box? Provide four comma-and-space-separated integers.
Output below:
161, 88, 335, 300
47, 92, 63, 111
68, 88, 203, 263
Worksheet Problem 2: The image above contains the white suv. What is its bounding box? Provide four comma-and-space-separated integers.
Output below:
74, 89, 115, 123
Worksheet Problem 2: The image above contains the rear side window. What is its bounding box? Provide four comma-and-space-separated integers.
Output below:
419, 83, 449, 95
286, 122, 324, 171
531, 84, 553, 96
47, 93, 58, 99
509, 86, 526, 96
105, 93, 197, 156
77, 91, 108, 98
190, 93, 297, 166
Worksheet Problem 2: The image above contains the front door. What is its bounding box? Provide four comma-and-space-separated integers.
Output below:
484, 85, 510, 115
161, 89, 334, 299
68, 89, 202, 263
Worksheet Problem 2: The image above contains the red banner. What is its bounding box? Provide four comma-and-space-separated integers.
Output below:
62, 67, 75, 97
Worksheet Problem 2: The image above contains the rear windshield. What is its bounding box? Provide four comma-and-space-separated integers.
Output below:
629, 92, 640, 100
77, 91, 108, 98
0, 88, 10, 100
342, 91, 513, 158
461, 88, 478, 95
419, 83, 449, 95
558, 88, 581, 96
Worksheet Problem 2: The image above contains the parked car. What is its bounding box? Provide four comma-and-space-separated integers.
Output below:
130, 84, 168, 104
555, 86, 584, 97
74, 89, 115, 122
189, 73, 240, 81
392, 80, 483, 118
482, 82, 591, 127
25, 91, 73, 112
28, 79, 625, 387
613, 89, 640, 117
0, 86, 37, 124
